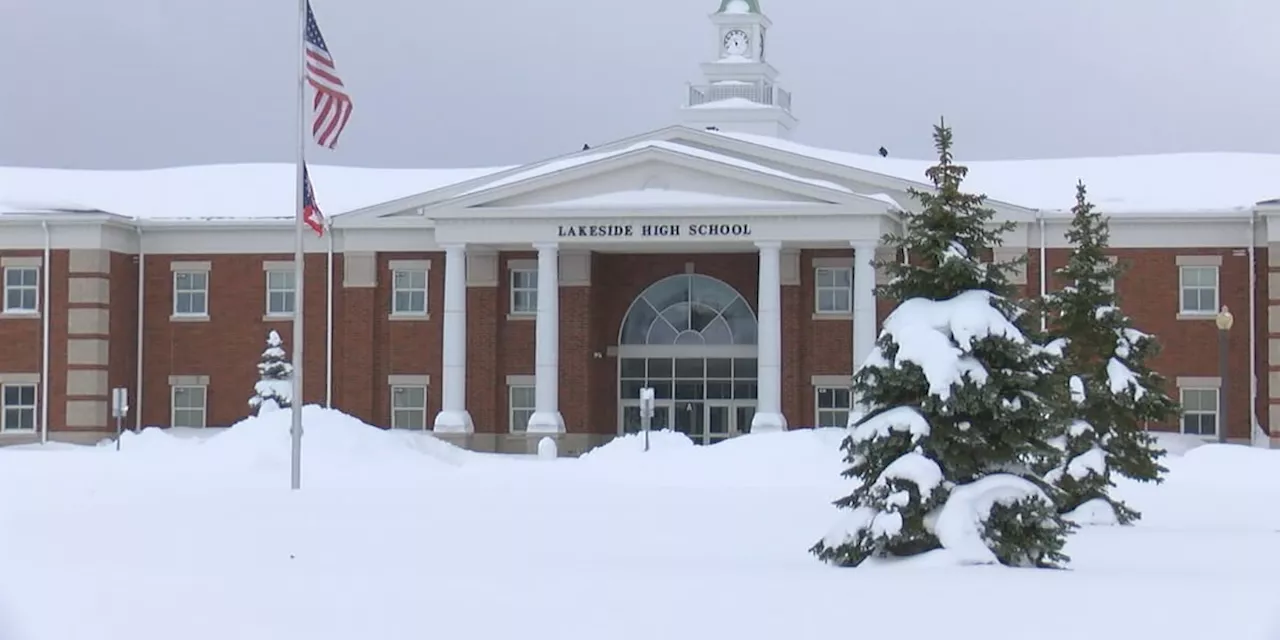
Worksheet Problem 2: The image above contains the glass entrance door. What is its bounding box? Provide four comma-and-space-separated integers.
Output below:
620, 401, 671, 435
675, 401, 705, 443
707, 401, 733, 444
621, 399, 756, 445
618, 355, 758, 444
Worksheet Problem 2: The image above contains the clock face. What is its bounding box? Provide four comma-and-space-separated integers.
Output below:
722, 29, 750, 56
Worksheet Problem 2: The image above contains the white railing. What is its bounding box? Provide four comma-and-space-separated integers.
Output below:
687, 82, 792, 111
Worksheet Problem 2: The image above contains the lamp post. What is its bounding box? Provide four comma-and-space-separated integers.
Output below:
1215, 305, 1234, 444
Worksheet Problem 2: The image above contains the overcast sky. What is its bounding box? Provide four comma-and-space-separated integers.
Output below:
2, 0, 1277, 170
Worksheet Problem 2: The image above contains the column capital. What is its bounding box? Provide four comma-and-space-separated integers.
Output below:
533, 242, 560, 252
440, 242, 467, 251
850, 239, 878, 250
754, 240, 783, 251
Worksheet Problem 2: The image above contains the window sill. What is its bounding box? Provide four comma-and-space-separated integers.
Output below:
1175, 312, 1217, 321
1180, 433, 1220, 441
389, 313, 431, 322
812, 312, 853, 321
506, 313, 537, 321
0, 311, 40, 320
262, 314, 295, 322
170, 314, 210, 323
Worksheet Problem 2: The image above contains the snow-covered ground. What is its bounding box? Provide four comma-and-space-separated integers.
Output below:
0, 406, 1277, 640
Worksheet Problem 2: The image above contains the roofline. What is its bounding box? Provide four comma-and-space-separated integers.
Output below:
1037, 207, 1260, 219
689, 129, 1041, 216
334, 126, 694, 222
413, 143, 870, 216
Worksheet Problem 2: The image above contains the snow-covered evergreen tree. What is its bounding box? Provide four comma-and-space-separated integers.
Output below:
248, 329, 293, 415
811, 120, 1073, 569
1041, 181, 1176, 525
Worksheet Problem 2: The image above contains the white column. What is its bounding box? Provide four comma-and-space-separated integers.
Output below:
751, 241, 787, 432
527, 243, 565, 433
849, 240, 878, 426
433, 244, 473, 433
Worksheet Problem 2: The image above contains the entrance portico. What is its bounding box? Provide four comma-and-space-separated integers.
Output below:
424, 230, 886, 442
339, 127, 909, 447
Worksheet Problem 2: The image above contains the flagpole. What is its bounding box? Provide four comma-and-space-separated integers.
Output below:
290, 0, 308, 491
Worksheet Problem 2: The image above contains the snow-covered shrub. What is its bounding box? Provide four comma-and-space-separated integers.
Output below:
248, 330, 293, 415
1039, 182, 1177, 525
811, 121, 1073, 569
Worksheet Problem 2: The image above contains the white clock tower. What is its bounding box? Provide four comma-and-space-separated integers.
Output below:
678, 0, 797, 139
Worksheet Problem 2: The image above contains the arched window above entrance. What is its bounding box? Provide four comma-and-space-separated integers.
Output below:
619, 274, 757, 346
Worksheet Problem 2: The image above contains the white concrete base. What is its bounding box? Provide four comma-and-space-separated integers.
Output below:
526, 411, 565, 434
432, 410, 474, 434
750, 411, 787, 432
537, 436, 559, 459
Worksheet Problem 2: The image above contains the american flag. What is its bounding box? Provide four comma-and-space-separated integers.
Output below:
305, 1, 353, 149
302, 164, 325, 236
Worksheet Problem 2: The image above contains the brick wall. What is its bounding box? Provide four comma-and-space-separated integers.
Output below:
1032, 247, 1256, 439
4, 242, 1264, 444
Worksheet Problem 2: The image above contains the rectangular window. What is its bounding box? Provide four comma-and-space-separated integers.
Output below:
265, 270, 296, 316
1073, 262, 1116, 294
510, 269, 538, 315
391, 385, 427, 430
815, 267, 852, 314
171, 385, 207, 428
173, 271, 209, 316
815, 386, 851, 428
1, 383, 37, 432
509, 385, 536, 433
1179, 266, 1218, 315
1180, 387, 1218, 436
3, 266, 39, 313
1101, 257, 1117, 294
391, 270, 428, 316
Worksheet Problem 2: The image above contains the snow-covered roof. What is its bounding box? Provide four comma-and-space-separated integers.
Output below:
463, 138, 853, 197
714, 131, 1280, 214
0, 163, 508, 221
1, 127, 1277, 224
687, 97, 773, 109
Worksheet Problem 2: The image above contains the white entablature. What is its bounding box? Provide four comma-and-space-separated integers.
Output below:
345, 134, 909, 247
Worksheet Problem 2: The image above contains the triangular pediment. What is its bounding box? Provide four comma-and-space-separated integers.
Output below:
413, 141, 900, 220
469, 158, 843, 210
335, 125, 1035, 227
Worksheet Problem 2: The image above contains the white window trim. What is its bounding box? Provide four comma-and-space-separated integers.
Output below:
171, 269, 210, 320
1099, 255, 1118, 294
508, 376, 536, 433
390, 384, 428, 430
1176, 258, 1220, 320
1178, 386, 1219, 439
509, 267, 539, 318
389, 266, 429, 319
170, 384, 208, 429
813, 265, 853, 317
0, 382, 38, 433
2, 266, 40, 315
814, 384, 852, 428
264, 269, 297, 318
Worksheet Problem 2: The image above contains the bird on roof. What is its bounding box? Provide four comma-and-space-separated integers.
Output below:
878, 146, 888, 158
